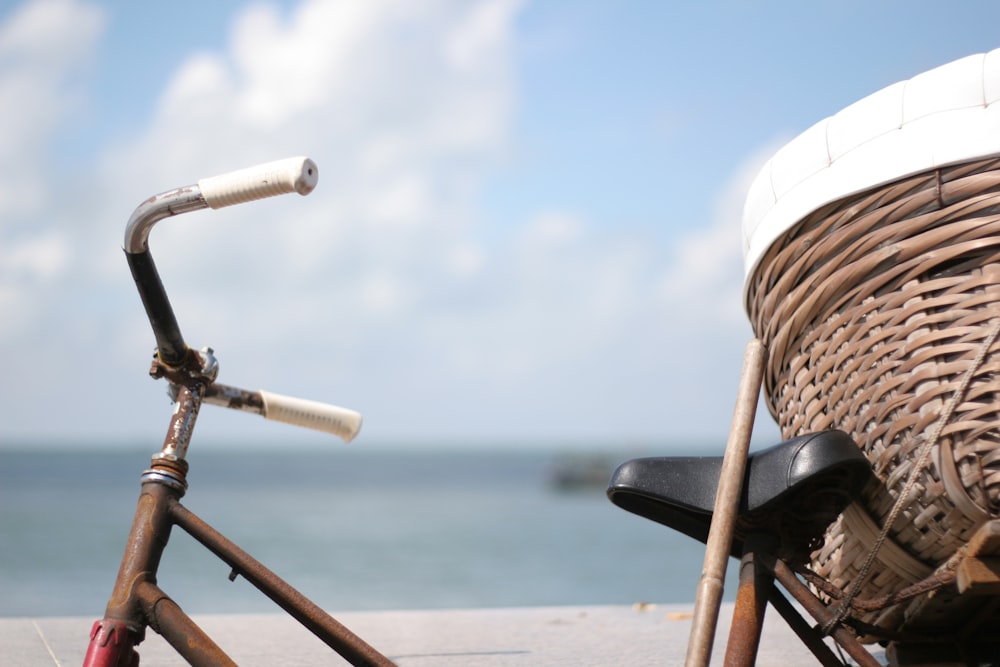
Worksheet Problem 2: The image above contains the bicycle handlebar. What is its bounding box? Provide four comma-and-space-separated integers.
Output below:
259, 390, 362, 442
124, 157, 318, 366
125, 156, 318, 253
198, 156, 318, 210
123, 158, 363, 444
204, 384, 362, 443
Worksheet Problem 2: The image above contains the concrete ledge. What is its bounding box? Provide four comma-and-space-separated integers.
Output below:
3, 603, 884, 666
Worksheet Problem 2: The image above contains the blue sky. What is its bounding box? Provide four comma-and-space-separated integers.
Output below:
3, 0, 1000, 450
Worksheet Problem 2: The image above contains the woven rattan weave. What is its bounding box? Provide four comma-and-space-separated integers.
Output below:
745, 156, 1000, 629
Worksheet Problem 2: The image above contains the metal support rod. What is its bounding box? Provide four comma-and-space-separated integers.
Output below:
772, 558, 883, 667
723, 532, 775, 667
136, 581, 237, 667
685, 338, 765, 667
169, 501, 396, 667
766, 586, 846, 667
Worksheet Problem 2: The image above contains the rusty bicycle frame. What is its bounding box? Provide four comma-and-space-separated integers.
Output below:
82, 158, 395, 667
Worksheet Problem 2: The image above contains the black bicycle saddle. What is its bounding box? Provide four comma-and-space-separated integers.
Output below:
607, 430, 872, 557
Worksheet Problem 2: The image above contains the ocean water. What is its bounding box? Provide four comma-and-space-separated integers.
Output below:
0, 446, 735, 618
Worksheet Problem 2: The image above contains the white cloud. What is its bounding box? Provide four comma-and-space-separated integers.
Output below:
519, 211, 584, 249
4, 230, 70, 281
0, 0, 104, 343
0, 0, 104, 215
159, 53, 233, 121
447, 243, 485, 277
359, 272, 411, 315
0, 231, 71, 340
657, 149, 774, 327
445, 0, 521, 72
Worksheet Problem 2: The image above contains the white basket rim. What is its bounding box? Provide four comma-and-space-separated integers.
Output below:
742, 48, 1000, 308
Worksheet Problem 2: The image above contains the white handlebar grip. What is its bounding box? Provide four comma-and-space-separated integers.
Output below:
259, 390, 362, 442
198, 156, 319, 209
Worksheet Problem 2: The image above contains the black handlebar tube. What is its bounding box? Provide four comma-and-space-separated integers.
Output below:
124, 185, 210, 368
127, 250, 188, 367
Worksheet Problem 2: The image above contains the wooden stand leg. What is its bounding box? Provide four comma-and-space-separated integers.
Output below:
684, 339, 766, 667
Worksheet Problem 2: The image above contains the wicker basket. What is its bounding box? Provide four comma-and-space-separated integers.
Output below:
745, 156, 1000, 628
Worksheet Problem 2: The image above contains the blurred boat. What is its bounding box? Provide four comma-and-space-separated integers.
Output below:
547, 454, 616, 491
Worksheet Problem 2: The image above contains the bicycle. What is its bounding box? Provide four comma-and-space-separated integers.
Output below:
82, 157, 396, 667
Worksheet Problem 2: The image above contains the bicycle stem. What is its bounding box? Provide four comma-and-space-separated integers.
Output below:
149, 347, 218, 464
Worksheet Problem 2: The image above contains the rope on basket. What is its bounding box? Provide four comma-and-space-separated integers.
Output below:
822, 317, 1000, 634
